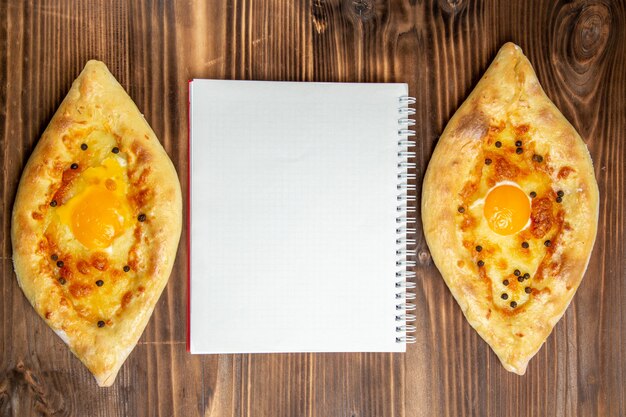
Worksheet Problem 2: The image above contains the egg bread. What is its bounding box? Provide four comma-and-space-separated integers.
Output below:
11, 61, 182, 386
422, 43, 599, 374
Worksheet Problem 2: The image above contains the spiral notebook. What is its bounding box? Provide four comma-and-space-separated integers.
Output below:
188, 80, 416, 353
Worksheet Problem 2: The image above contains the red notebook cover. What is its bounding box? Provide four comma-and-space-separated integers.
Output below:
186, 79, 192, 352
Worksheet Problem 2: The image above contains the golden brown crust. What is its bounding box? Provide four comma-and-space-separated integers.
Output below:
11, 60, 182, 386
422, 43, 599, 374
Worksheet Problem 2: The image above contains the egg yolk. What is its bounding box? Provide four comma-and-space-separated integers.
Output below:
56, 156, 131, 250
70, 187, 129, 249
483, 184, 531, 236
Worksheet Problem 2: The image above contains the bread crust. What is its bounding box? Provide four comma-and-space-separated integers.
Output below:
421, 43, 599, 374
11, 60, 182, 386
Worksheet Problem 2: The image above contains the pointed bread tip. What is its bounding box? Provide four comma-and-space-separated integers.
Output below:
83, 59, 109, 70
502, 359, 528, 376
494, 42, 526, 65
94, 368, 120, 387
501, 42, 522, 52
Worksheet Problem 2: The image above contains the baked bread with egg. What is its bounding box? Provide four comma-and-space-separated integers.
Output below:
422, 43, 599, 374
11, 61, 182, 386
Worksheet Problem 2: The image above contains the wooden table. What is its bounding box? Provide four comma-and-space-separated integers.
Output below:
1, 1, 624, 416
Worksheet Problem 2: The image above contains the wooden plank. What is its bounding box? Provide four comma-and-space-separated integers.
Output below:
0, 0, 624, 416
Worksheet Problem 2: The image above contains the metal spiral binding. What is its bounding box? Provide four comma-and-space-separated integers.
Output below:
395, 95, 417, 345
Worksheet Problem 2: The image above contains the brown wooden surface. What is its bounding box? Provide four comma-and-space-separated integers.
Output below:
1, 0, 625, 416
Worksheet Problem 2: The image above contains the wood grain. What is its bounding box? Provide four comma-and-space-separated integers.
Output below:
1, 0, 625, 416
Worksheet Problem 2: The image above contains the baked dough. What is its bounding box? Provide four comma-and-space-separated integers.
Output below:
11, 61, 182, 386
422, 43, 599, 374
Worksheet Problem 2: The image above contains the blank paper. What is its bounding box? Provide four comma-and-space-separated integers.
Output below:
189, 80, 408, 353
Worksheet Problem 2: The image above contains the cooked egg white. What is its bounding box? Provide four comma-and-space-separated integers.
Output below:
463, 180, 543, 310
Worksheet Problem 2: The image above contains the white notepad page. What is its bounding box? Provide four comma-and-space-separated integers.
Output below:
190, 80, 408, 353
